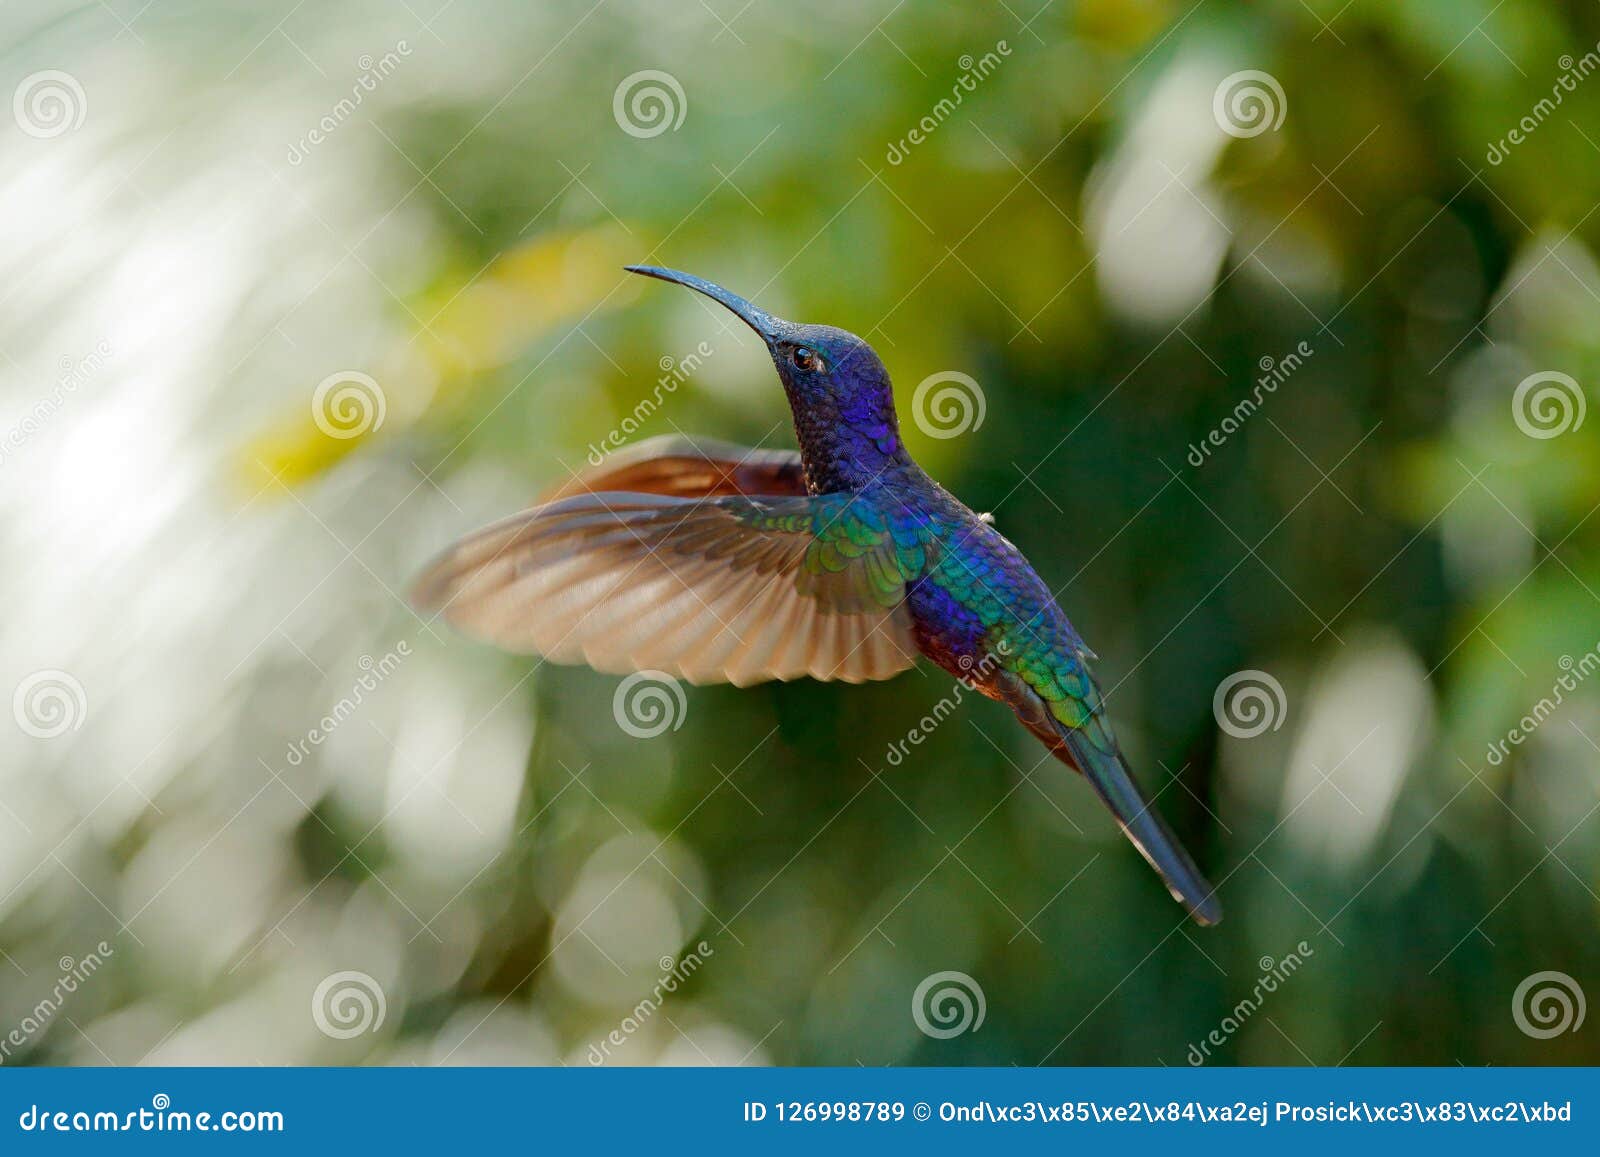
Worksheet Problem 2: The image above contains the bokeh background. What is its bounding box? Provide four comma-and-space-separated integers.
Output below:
2, 0, 1599, 1067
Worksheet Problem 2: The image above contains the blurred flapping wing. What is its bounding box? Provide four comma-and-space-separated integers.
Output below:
541, 435, 809, 502
411, 488, 918, 686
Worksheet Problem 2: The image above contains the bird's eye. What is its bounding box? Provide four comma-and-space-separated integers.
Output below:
791, 345, 823, 372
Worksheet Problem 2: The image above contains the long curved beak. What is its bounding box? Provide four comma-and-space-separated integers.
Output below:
624, 265, 781, 344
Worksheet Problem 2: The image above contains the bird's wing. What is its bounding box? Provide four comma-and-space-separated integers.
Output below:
541, 435, 808, 502
411, 490, 919, 686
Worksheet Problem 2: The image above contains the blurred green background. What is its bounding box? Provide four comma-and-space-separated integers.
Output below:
1, 0, 1598, 1066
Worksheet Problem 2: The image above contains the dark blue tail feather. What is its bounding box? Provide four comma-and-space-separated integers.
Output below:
1058, 725, 1223, 926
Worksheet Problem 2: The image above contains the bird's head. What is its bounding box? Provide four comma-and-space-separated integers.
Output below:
625, 265, 907, 489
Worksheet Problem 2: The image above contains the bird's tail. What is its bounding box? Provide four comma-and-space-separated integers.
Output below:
1056, 723, 1223, 926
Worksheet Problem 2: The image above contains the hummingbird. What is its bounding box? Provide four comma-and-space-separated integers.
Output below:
412, 266, 1222, 925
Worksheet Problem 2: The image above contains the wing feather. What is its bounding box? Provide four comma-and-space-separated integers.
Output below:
542, 435, 808, 502
412, 490, 920, 686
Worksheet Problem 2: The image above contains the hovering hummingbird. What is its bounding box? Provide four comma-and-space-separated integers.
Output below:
412, 266, 1222, 925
